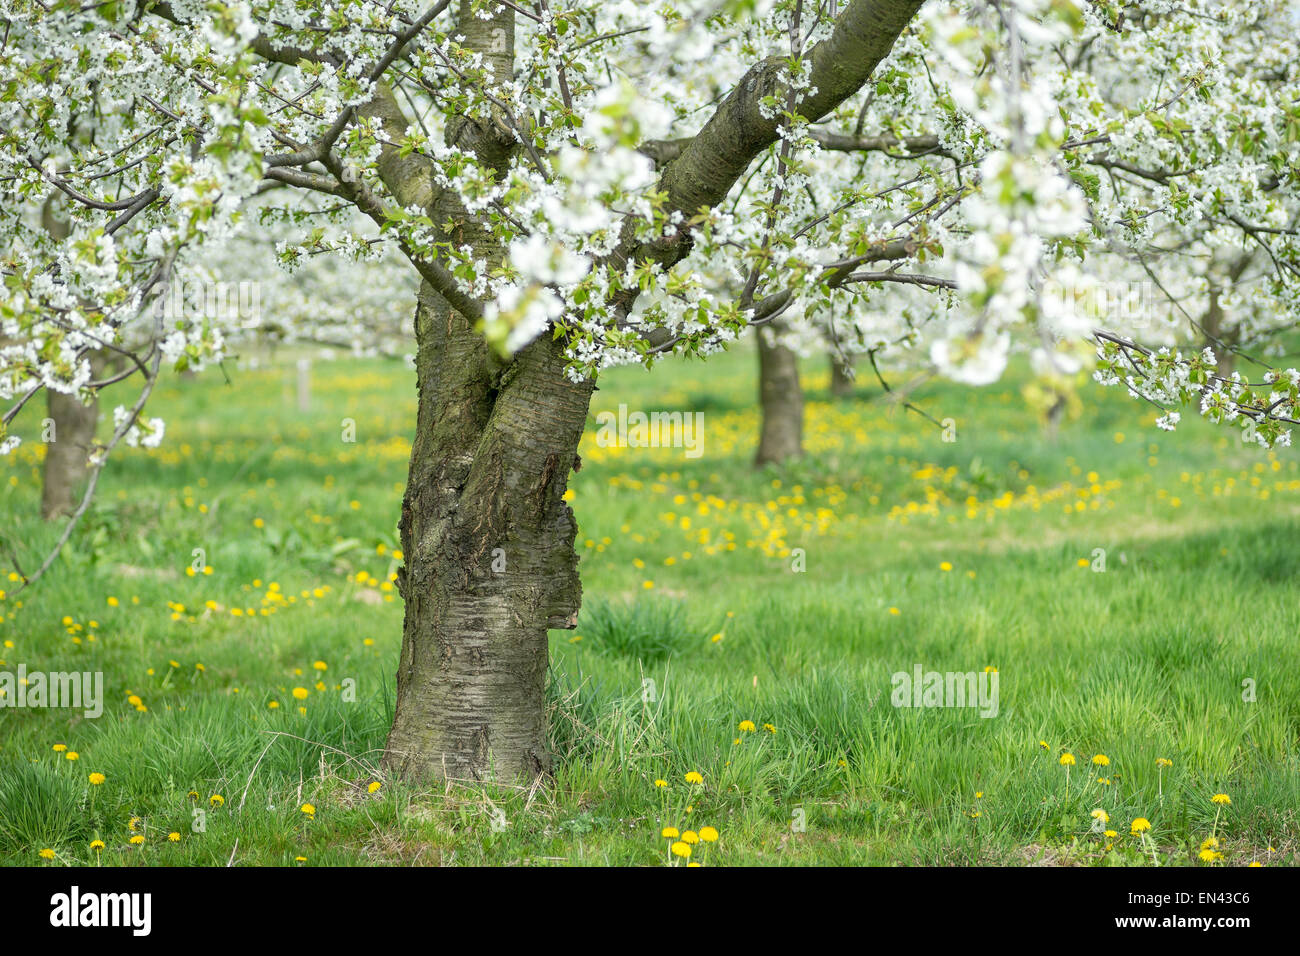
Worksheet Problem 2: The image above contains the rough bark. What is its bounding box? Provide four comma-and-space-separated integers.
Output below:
755, 324, 805, 465
381, 3, 593, 781
382, 285, 592, 781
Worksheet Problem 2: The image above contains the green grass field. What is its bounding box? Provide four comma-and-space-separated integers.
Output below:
2, 343, 1297, 866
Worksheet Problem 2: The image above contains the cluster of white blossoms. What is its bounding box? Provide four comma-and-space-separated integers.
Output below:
2, 0, 1299, 476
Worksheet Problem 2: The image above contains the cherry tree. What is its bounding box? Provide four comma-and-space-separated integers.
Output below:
2, 0, 1298, 781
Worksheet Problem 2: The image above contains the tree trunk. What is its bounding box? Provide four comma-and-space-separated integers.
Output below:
381, 286, 592, 782
377, 2, 594, 783
755, 324, 804, 465
40, 382, 99, 520
830, 352, 855, 397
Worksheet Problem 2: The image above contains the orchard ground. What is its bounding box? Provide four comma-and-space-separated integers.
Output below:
1, 343, 1297, 867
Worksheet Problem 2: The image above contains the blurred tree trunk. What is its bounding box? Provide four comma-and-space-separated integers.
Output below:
830, 352, 855, 397
39, 196, 100, 520
755, 323, 804, 465
40, 375, 101, 520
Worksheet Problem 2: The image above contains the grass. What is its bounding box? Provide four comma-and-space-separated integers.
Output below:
1, 341, 1297, 866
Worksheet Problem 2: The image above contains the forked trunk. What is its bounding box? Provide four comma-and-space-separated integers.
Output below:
381, 283, 593, 782
755, 323, 804, 465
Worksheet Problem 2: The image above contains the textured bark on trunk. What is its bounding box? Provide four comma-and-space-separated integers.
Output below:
381, 286, 592, 781
755, 324, 804, 466
40, 381, 99, 520
830, 353, 855, 397
380, 2, 593, 782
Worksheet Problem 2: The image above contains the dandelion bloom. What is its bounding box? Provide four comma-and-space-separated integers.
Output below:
738, 720, 756, 732
209, 794, 225, 807
88, 772, 105, 785
167, 832, 180, 842
1091, 809, 1109, 823
684, 771, 703, 785
368, 781, 382, 794
1130, 817, 1151, 834
661, 827, 679, 839
1156, 757, 1172, 768
1059, 753, 1076, 766
940, 562, 953, 572
89, 840, 105, 852
1092, 754, 1109, 766
1198, 849, 1223, 863
1104, 830, 1117, 838
292, 687, 309, 700
763, 723, 776, 733
699, 826, 719, 842
65, 751, 79, 761
653, 779, 668, 788
1038, 740, 1049, 750
670, 841, 691, 859
295, 856, 308, 863
1211, 793, 1231, 805
1200, 837, 1219, 850
39, 848, 55, 860
52, 744, 67, 753
129, 835, 145, 845
301, 803, 316, 816
681, 830, 700, 845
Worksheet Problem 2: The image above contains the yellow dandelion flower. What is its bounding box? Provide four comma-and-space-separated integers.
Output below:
738, 720, 756, 733
1130, 817, 1151, 834
1092, 754, 1110, 766
39, 848, 55, 860
699, 826, 719, 842
670, 841, 691, 858
661, 827, 679, 839
684, 771, 703, 785
1211, 793, 1231, 805
88, 772, 105, 785
1059, 753, 1075, 766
